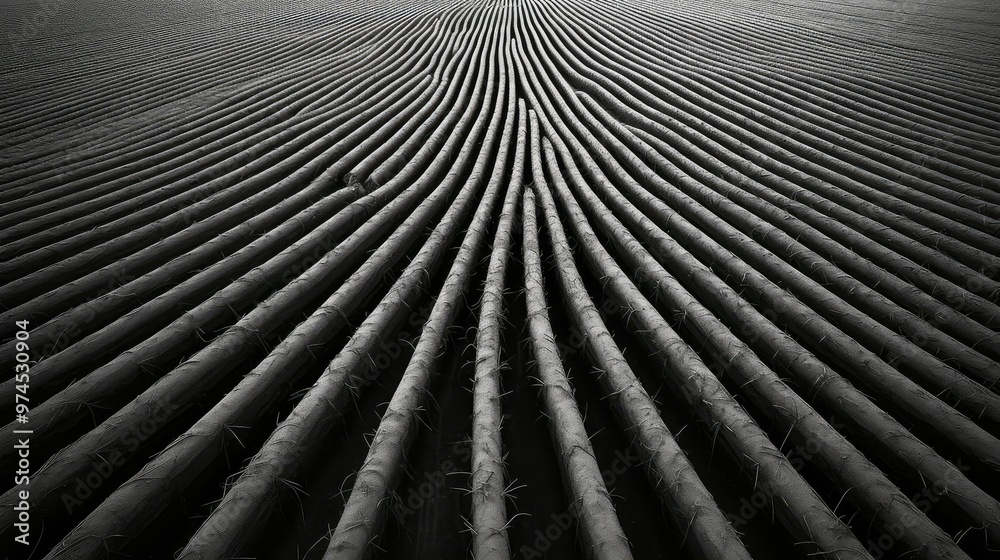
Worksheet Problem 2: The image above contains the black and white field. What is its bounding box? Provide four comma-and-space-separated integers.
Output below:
1, 0, 999, 558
